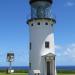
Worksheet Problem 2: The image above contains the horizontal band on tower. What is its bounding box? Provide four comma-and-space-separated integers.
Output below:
30, 0, 53, 4
27, 18, 56, 24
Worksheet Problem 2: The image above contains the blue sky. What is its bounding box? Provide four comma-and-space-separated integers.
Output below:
0, 0, 75, 66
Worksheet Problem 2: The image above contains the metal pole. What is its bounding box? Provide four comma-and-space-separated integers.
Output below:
9, 61, 12, 73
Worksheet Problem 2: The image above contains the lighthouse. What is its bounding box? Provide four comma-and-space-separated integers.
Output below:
27, 0, 56, 75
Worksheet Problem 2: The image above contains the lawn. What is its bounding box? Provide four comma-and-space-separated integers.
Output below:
57, 74, 75, 75
0, 73, 28, 75
0, 73, 75, 75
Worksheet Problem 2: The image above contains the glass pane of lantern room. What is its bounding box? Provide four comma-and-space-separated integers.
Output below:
37, 6, 45, 18
31, 3, 51, 18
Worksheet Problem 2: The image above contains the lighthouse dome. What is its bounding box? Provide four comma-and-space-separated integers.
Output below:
30, 0, 53, 4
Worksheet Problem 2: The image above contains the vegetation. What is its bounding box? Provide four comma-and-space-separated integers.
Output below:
0, 69, 28, 73
0, 69, 75, 75
0, 69, 28, 75
58, 74, 75, 75
0, 73, 75, 75
0, 73, 27, 75
14, 69, 28, 73
57, 70, 75, 74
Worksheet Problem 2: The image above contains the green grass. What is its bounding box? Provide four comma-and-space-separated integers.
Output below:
0, 73, 28, 75
58, 74, 75, 75
0, 73, 75, 75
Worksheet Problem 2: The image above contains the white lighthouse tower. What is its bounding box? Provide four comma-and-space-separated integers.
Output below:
27, 0, 56, 75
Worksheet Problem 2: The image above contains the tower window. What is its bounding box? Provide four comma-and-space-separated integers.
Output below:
31, 23, 33, 26
45, 41, 49, 48
37, 22, 40, 25
45, 22, 48, 25
30, 42, 31, 50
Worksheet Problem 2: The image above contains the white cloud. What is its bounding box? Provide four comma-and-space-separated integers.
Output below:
71, 43, 75, 47
55, 45, 62, 50
64, 51, 68, 56
67, 2, 74, 6
56, 43, 75, 58
65, 1, 75, 7
56, 43, 75, 65
62, 43, 75, 58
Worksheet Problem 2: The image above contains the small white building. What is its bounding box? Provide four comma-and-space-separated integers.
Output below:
27, 0, 56, 75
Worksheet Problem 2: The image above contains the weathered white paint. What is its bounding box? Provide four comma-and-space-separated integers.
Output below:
28, 19, 56, 75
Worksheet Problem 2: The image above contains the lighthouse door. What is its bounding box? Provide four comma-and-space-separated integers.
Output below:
47, 61, 50, 75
